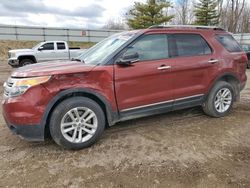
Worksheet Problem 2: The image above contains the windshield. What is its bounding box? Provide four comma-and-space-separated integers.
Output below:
78, 31, 138, 65
32, 42, 43, 50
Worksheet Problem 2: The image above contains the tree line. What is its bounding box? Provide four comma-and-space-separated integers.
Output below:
103, 0, 249, 33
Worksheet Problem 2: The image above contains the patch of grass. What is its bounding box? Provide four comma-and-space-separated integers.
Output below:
0, 40, 96, 60
68, 41, 95, 49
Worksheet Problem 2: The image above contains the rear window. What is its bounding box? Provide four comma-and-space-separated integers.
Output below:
215, 34, 242, 52
57, 42, 66, 50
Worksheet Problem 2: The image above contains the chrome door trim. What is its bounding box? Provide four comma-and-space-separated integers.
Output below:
174, 94, 204, 101
120, 94, 204, 112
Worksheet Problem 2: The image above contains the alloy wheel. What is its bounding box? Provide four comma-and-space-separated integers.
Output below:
60, 107, 98, 143
214, 88, 232, 113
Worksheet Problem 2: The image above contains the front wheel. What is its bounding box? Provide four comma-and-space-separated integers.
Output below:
49, 97, 105, 150
203, 81, 235, 117
20, 59, 34, 66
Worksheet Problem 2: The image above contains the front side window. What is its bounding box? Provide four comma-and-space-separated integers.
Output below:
125, 34, 169, 61
170, 34, 212, 57
41, 43, 54, 50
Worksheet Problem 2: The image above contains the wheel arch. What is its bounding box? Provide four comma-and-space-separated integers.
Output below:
207, 72, 240, 101
18, 55, 37, 63
41, 88, 119, 139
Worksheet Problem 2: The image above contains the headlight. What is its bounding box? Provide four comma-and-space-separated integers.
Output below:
10, 52, 16, 58
4, 76, 51, 98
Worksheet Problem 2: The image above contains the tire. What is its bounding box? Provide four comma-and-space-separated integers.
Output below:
20, 59, 34, 66
203, 81, 235, 117
10, 64, 19, 68
49, 97, 105, 150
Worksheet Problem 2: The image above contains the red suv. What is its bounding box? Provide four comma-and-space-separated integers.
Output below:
2, 26, 248, 149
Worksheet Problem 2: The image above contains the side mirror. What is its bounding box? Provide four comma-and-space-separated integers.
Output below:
38, 46, 44, 51
116, 52, 139, 66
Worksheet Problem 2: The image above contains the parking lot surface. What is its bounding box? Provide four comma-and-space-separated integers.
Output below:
0, 61, 250, 187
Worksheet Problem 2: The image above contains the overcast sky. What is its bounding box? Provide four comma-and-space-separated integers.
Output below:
0, 0, 145, 29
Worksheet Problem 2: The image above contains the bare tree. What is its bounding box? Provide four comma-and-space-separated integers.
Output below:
174, 0, 194, 24
217, 0, 224, 23
240, 6, 250, 33
218, 0, 248, 33
228, 0, 246, 32
177, 0, 189, 24
103, 19, 126, 30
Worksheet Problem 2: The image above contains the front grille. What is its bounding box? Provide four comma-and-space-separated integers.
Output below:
7, 82, 13, 87
4, 89, 10, 97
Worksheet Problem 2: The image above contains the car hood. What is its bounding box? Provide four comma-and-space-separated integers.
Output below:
9, 49, 34, 53
11, 60, 96, 77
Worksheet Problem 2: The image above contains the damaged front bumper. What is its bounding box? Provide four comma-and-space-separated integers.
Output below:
8, 58, 19, 66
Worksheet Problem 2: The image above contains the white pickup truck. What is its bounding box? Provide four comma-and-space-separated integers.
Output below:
8, 41, 86, 67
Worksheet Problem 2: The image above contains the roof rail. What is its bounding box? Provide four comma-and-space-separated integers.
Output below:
148, 25, 225, 31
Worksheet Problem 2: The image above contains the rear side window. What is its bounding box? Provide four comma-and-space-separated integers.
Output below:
41, 43, 54, 50
215, 34, 242, 52
57, 42, 66, 50
170, 34, 212, 57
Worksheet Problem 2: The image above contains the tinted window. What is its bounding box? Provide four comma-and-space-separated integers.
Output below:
216, 34, 242, 52
126, 34, 169, 61
170, 34, 212, 57
57, 42, 66, 50
41, 43, 54, 50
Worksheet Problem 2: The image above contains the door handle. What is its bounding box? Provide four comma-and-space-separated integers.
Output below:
208, 59, 219, 64
157, 65, 171, 70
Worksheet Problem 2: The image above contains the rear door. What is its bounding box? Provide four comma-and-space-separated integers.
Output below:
168, 33, 218, 109
55, 42, 69, 60
114, 34, 175, 114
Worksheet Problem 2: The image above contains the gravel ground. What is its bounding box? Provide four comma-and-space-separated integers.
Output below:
0, 61, 250, 188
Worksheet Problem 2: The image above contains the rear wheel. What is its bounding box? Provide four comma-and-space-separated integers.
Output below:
20, 59, 34, 66
49, 97, 105, 150
203, 81, 234, 117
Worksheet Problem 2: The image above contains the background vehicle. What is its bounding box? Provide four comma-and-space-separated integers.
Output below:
2, 26, 248, 150
241, 44, 250, 68
7, 41, 86, 67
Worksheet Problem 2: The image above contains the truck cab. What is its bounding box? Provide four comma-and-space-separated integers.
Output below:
35, 41, 69, 61
8, 41, 85, 67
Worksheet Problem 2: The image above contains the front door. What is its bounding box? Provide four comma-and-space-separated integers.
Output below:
114, 34, 175, 115
36, 42, 56, 61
